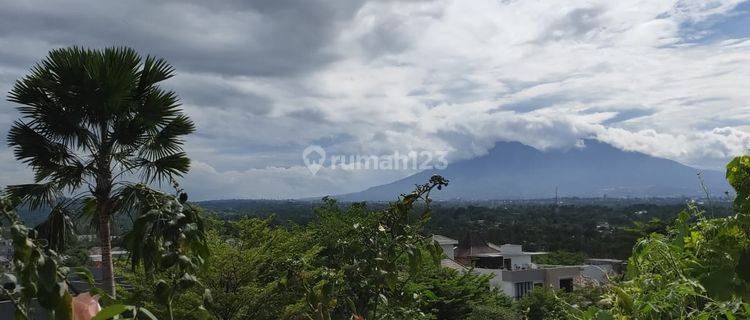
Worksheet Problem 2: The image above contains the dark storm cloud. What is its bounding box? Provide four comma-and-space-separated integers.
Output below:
170, 78, 274, 115
0, 0, 367, 77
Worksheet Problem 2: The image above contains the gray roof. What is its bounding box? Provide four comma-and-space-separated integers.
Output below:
432, 234, 459, 245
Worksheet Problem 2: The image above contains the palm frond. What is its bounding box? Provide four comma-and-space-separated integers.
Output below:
137, 88, 182, 129
8, 122, 78, 173
137, 56, 175, 95
6, 183, 62, 210
8, 81, 91, 149
135, 152, 190, 183
111, 183, 151, 218
34, 201, 77, 251
140, 115, 195, 159
111, 116, 147, 149
48, 162, 88, 190
102, 48, 141, 111
35, 47, 100, 128
77, 197, 100, 232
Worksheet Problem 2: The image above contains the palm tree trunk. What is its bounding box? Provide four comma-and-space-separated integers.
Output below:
98, 205, 116, 298
95, 136, 116, 298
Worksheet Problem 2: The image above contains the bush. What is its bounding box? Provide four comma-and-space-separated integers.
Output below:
517, 287, 570, 320
467, 304, 520, 320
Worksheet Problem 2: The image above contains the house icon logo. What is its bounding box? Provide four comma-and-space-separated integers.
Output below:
302, 145, 325, 175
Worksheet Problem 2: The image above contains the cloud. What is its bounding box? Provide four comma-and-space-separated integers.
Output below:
0, 0, 748, 199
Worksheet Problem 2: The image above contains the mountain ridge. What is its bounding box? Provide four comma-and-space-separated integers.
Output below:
335, 140, 731, 201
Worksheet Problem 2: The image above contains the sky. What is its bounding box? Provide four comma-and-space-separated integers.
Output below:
0, 0, 749, 200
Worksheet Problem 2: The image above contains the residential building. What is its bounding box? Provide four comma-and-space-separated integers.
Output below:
434, 234, 583, 299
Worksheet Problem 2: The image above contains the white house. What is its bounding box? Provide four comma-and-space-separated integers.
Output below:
433, 234, 582, 299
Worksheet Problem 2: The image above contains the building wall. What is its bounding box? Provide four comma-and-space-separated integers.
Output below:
472, 267, 504, 287
581, 264, 612, 283
439, 244, 455, 260
509, 255, 532, 268
473, 268, 548, 299
543, 266, 582, 289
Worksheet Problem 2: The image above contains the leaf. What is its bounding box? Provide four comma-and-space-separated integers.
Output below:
55, 291, 74, 320
154, 280, 170, 304
611, 286, 633, 314
727, 155, 750, 212
178, 273, 198, 290
70, 266, 96, 286
702, 266, 735, 300
594, 309, 614, 320
137, 307, 159, 320
91, 304, 129, 320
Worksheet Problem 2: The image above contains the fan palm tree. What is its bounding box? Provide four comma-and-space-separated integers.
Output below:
6, 46, 195, 297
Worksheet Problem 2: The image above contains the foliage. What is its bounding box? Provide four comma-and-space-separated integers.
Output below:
728, 155, 750, 213
568, 154, 750, 319
6, 46, 195, 296
590, 205, 750, 319
426, 202, 721, 260
122, 185, 210, 320
406, 262, 517, 319
518, 287, 571, 320
0, 195, 162, 320
117, 175, 522, 320
292, 175, 449, 319
465, 304, 520, 320
201, 198, 730, 261
0, 196, 80, 319
197, 217, 316, 320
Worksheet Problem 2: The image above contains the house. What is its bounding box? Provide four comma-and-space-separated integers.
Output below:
434, 234, 583, 300
432, 235, 459, 260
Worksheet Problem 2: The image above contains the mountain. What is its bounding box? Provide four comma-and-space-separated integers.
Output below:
336, 140, 731, 201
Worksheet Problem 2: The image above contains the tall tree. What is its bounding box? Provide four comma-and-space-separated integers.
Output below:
6, 46, 195, 297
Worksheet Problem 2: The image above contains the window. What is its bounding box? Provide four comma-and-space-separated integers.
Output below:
559, 278, 573, 292
514, 281, 533, 299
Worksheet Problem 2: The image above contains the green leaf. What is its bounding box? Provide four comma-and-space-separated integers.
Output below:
55, 291, 74, 320
70, 267, 96, 287
91, 304, 129, 320
137, 307, 159, 320
178, 273, 198, 290
154, 280, 170, 304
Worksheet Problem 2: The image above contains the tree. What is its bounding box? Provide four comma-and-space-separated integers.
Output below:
532, 251, 586, 266
296, 175, 449, 319
122, 185, 210, 320
406, 261, 517, 319
518, 287, 570, 320
567, 154, 750, 319
6, 46, 195, 297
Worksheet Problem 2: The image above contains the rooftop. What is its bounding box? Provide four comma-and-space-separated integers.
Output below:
432, 234, 459, 245
488, 243, 547, 256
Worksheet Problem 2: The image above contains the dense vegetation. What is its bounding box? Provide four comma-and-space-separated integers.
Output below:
201, 199, 733, 261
